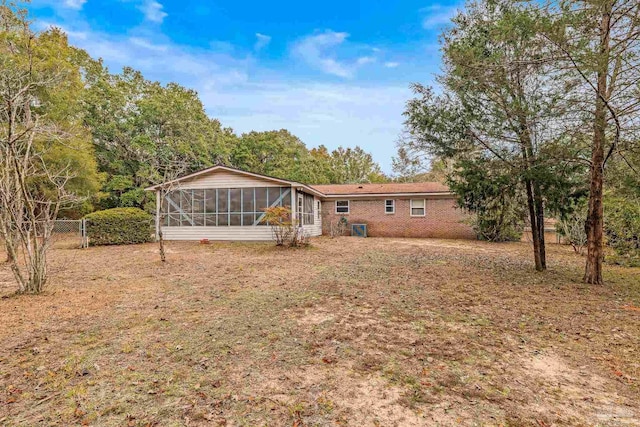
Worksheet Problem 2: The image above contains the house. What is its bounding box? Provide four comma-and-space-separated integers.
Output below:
145, 165, 474, 241
314, 182, 475, 239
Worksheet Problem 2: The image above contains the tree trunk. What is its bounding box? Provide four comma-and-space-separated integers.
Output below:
4, 246, 13, 263
584, 6, 611, 285
524, 178, 544, 271
584, 121, 606, 284
533, 182, 546, 270
159, 226, 166, 263
517, 94, 546, 272
584, 146, 605, 285
522, 138, 546, 272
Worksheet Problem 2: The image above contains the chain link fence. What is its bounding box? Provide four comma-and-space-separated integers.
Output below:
51, 219, 88, 249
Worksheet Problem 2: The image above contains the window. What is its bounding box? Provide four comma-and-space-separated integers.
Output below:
317, 201, 321, 219
161, 187, 292, 227
410, 199, 426, 217
303, 193, 315, 225
385, 199, 395, 214
336, 200, 349, 214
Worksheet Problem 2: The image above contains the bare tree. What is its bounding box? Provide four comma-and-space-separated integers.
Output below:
148, 160, 190, 263
0, 3, 79, 293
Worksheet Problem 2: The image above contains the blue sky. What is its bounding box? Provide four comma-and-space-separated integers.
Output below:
28, 0, 460, 173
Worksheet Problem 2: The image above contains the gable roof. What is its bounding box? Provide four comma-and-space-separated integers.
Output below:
309, 182, 452, 197
145, 165, 296, 191
144, 165, 452, 198
144, 165, 326, 197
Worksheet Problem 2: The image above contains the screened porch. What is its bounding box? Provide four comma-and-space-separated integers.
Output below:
160, 187, 295, 227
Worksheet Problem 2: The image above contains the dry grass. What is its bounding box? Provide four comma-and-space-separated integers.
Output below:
0, 237, 639, 426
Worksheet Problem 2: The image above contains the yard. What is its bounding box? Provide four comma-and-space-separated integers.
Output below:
0, 237, 639, 426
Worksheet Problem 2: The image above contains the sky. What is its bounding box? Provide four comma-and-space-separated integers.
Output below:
27, 0, 460, 173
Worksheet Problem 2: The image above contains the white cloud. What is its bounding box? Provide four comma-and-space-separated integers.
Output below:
291, 30, 355, 78
35, 21, 88, 40
50, 22, 247, 81
63, 0, 87, 9
200, 82, 410, 171
129, 37, 168, 52
36, 20, 411, 172
356, 56, 376, 65
138, 0, 168, 24
421, 4, 459, 29
384, 61, 400, 68
254, 33, 271, 51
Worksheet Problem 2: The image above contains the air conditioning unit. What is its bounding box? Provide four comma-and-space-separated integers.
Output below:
351, 223, 367, 238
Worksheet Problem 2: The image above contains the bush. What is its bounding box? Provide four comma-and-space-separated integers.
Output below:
261, 206, 309, 247
323, 213, 349, 238
84, 208, 154, 246
604, 197, 640, 267
557, 215, 587, 254
472, 212, 523, 242
446, 158, 525, 242
556, 203, 588, 254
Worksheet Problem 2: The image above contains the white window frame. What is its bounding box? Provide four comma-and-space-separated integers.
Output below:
410, 199, 426, 217
335, 200, 350, 214
385, 199, 395, 214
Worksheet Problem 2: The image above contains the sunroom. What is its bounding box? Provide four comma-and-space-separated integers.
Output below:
145, 165, 323, 241
161, 187, 293, 227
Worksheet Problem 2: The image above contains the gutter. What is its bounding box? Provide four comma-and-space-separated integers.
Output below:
319, 192, 455, 199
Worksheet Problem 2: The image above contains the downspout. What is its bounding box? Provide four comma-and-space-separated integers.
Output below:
155, 189, 161, 241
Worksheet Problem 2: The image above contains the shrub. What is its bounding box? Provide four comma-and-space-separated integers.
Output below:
446, 159, 525, 242
557, 215, 587, 254
471, 211, 523, 242
556, 203, 588, 254
261, 206, 309, 247
322, 213, 349, 238
604, 197, 640, 267
84, 208, 154, 246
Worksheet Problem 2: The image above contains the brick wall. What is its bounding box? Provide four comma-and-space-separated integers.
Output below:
321, 197, 476, 239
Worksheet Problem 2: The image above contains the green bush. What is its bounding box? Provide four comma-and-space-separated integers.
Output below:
605, 196, 640, 267
471, 212, 523, 242
84, 208, 154, 246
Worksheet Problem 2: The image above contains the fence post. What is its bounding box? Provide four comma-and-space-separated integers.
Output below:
81, 219, 87, 249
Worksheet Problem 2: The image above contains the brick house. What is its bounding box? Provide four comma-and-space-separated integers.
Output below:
145, 166, 475, 240
313, 183, 475, 239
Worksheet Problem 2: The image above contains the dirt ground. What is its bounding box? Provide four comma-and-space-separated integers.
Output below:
0, 237, 639, 426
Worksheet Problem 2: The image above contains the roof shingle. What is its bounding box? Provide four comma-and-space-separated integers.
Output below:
309, 182, 451, 195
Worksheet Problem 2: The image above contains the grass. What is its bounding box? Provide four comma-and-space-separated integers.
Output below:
0, 237, 639, 426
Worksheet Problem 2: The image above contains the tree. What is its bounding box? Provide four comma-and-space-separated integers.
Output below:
603, 195, 640, 267
448, 157, 526, 241
230, 134, 387, 185
402, 1, 585, 271
289, 145, 334, 184
82, 65, 234, 210
0, 3, 100, 293
541, 0, 640, 284
327, 146, 387, 183
230, 129, 308, 180
393, 145, 450, 183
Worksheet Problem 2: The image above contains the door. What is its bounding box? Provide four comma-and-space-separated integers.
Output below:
297, 193, 304, 226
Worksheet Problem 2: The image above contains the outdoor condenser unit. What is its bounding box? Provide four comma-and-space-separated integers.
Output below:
351, 223, 367, 238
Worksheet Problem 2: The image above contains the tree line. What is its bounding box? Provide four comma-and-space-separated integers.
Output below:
3, 2, 387, 218
396, 0, 640, 284
0, 1, 386, 292
84, 65, 387, 214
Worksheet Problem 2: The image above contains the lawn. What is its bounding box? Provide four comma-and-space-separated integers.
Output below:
0, 237, 639, 426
